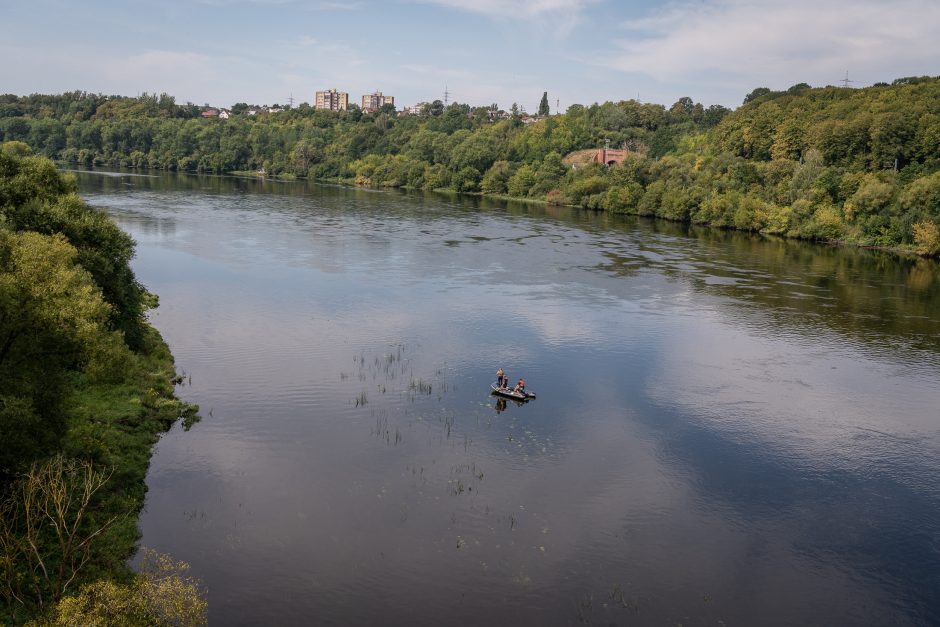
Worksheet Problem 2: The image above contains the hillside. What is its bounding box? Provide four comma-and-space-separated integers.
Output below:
1, 77, 939, 255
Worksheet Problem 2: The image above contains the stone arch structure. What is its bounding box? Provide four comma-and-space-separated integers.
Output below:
592, 147, 627, 166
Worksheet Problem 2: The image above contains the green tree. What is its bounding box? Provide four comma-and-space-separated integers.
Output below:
0, 231, 123, 480
481, 161, 512, 194
538, 92, 550, 117
0, 154, 151, 350
452, 166, 481, 192
37, 549, 207, 627
423, 100, 444, 117
0, 456, 118, 618
507, 163, 536, 197
743, 87, 772, 104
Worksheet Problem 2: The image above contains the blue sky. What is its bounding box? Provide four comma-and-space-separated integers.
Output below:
3, 0, 939, 111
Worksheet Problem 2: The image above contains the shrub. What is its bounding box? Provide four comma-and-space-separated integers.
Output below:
843, 174, 896, 221
912, 221, 940, 255
604, 182, 644, 214
480, 160, 511, 194
453, 166, 481, 193
506, 164, 536, 197
41, 549, 207, 627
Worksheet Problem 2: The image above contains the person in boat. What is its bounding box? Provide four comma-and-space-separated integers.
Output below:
496, 367, 507, 389
513, 378, 525, 395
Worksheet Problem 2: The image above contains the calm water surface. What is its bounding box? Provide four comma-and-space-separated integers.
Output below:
76, 170, 940, 626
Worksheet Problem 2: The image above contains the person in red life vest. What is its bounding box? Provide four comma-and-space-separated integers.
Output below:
513, 378, 525, 394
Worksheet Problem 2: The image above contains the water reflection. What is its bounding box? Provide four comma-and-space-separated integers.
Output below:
73, 169, 940, 626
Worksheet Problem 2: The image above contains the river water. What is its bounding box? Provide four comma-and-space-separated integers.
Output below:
76, 170, 940, 626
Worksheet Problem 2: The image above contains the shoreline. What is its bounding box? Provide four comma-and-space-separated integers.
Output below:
69, 163, 935, 261
63, 323, 198, 586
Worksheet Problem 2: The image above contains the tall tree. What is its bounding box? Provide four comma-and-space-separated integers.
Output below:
538, 92, 550, 117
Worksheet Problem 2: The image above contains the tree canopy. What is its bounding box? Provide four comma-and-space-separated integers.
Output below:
1, 146, 200, 624
538, 92, 550, 117
3, 77, 940, 255
0, 148, 154, 481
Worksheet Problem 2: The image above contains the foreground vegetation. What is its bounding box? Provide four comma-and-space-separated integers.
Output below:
0, 145, 203, 624
2, 77, 939, 256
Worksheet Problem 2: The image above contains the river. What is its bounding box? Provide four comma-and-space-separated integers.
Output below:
75, 170, 940, 626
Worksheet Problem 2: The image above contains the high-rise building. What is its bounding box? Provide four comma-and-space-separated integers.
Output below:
361, 91, 394, 113
315, 89, 348, 111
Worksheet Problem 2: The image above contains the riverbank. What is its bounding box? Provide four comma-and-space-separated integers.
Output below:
70, 161, 940, 260
0, 321, 197, 624
243, 170, 936, 260
0, 148, 200, 622
63, 324, 198, 583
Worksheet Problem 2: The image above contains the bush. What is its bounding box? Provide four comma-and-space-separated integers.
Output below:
807, 204, 846, 240
452, 166, 481, 193
637, 179, 665, 217
693, 191, 737, 226
844, 174, 897, 221
480, 160, 511, 194
506, 164, 536, 197
899, 171, 940, 219
545, 189, 566, 205
40, 549, 207, 627
568, 175, 609, 206
604, 182, 644, 214
912, 221, 940, 255
421, 163, 451, 190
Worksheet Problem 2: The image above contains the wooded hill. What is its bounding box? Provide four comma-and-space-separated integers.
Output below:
2, 76, 939, 255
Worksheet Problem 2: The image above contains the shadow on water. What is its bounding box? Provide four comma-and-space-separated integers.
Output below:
601, 225, 940, 359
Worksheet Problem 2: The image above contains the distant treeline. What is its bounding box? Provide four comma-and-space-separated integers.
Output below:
2, 77, 939, 255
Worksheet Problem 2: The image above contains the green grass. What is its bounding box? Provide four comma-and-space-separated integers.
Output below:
60, 324, 199, 585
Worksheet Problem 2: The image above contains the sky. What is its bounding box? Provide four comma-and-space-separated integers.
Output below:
2, 0, 939, 112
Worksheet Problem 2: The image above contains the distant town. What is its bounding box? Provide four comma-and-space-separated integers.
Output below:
198, 88, 542, 124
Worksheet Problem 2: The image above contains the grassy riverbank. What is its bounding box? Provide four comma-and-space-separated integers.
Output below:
60, 324, 198, 586
0, 146, 200, 623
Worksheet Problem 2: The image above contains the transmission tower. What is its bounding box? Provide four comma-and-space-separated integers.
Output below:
840, 71, 855, 88
288, 93, 295, 107
443, 85, 450, 106
555, 98, 560, 114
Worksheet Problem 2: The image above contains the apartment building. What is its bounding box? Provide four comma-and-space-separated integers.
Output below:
361, 91, 394, 112
315, 89, 348, 111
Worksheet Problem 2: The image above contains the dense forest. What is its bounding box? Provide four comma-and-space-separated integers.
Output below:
0, 146, 204, 624
2, 76, 939, 255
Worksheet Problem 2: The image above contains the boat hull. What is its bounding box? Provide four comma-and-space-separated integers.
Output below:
491, 383, 536, 401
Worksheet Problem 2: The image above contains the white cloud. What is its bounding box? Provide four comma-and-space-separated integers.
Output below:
603, 0, 940, 102
305, 1, 363, 9
418, 0, 596, 36
290, 36, 319, 48
420, 0, 593, 18
195, 0, 296, 5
